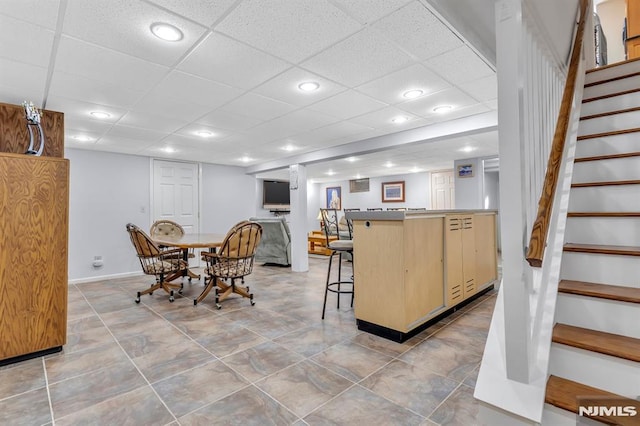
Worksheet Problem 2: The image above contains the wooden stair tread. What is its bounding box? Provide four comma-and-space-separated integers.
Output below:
581, 106, 640, 120
553, 324, 640, 362
586, 57, 640, 74
583, 71, 640, 88
545, 375, 640, 426
575, 152, 640, 162
583, 87, 640, 103
568, 212, 640, 217
571, 180, 640, 188
564, 243, 640, 256
559, 280, 640, 304
577, 127, 640, 140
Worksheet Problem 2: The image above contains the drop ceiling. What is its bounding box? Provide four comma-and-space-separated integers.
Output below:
0, 0, 498, 181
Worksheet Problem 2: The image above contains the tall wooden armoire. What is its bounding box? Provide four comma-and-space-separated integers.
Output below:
0, 102, 69, 365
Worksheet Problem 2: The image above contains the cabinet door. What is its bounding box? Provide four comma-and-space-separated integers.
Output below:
445, 216, 463, 306
461, 215, 476, 297
475, 214, 498, 287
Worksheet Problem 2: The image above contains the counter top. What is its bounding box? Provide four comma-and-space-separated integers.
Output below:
346, 209, 498, 221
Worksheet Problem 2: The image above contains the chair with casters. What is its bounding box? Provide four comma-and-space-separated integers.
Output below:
320, 208, 354, 319
150, 219, 200, 281
126, 223, 186, 303
408, 207, 427, 211
195, 221, 263, 309
367, 207, 382, 211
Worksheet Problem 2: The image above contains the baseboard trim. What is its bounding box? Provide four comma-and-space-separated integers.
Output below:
0, 346, 62, 367
68, 271, 143, 285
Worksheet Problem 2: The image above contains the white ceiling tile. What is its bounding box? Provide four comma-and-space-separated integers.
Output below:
64, 115, 114, 136
145, 0, 238, 27
216, 0, 361, 63
301, 27, 414, 87
174, 124, 229, 141
459, 75, 497, 102
178, 32, 290, 89
48, 71, 145, 108
45, 96, 129, 122
428, 103, 490, 123
118, 111, 189, 134
294, 121, 375, 146
330, 0, 413, 25
196, 109, 263, 131
0, 0, 60, 29
94, 136, 152, 154
373, 2, 462, 60
62, 0, 207, 66
484, 99, 498, 111
244, 109, 338, 143
0, 14, 55, 67
151, 71, 243, 108
309, 90, 387, 120
350, 106, 425, 128
222, 93, 297, 121
425, 46, 495, 85
253, 67, 348, 107
132, 91, 211, 122
54, 36, 169, 92
396, 87, 479, 116
106, 124, 168, 143
0, 58, 47, 106
355, 64, 450, 105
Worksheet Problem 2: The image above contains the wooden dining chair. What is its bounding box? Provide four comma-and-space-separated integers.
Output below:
195, 221, 262, 308
126, 223, 187, 303
150, 219, 200, 281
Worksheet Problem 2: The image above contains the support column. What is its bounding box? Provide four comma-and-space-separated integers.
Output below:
289, 164, 309, 272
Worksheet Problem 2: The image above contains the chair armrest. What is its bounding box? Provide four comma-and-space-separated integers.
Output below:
159, 248, 183, 259
201, 251, 220, 260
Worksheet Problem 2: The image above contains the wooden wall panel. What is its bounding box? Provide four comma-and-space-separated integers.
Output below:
0, 153, 69, 360
0, 102, 64, 158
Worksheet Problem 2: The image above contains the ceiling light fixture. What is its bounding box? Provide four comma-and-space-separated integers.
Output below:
239, 156, 253, 163
90, 111, 111, 119
459, 146, 476, 153
384, 162, 394, 168
150, 22, 184, 42
345, 157, 358, 162
409, 167, 422, 173
403, 89, 424, 99
391, 116, 408, 124
326, 170, 335, 176
196, 130, 213, 138
282, 144, 296, 151
298, 81, 320, 92
73, 135, 92, 142
162, 147, 176, 153
433, 105, 453, 113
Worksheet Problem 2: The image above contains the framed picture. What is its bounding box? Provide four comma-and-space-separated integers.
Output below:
326, 186, 341, 210
381, 181, 405, 202
457, 164, 474, 178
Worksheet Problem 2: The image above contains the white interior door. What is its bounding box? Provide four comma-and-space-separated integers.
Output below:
431, 170, 455, 210
152, 160, 199, 233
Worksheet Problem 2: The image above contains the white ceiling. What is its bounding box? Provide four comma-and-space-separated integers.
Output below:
0, 0, 498, 181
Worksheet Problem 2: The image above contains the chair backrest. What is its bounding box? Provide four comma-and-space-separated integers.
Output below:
216, 221, 263, 278
150, 220, 185, 239
127, 223, 161, 258
367, 208, 383, 211
408, 207, 427, 211
343, 208, 360, 212
320, 208, 352, 242
387, 207, 406, 211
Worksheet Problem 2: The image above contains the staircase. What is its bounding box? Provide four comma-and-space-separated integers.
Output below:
542, 59, 640, 425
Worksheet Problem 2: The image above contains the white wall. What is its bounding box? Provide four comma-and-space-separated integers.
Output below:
67, 149, 150, 281
67, 149, 258, 282
596, 0, 626, 64
454, 158, 484, 209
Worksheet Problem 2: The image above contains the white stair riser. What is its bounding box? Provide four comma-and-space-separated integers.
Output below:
549, 344, 640, 397
576, 133, 640, 158
578, 110, 640, 136
568, 185, 640, 212
584, 75, 640, 100
581, 91, 640, 117
565, 217, 640, 246
585, 62, 640, 85
572, 157, 640, 183
561, 252, 640, 288
555, 294, 640, 339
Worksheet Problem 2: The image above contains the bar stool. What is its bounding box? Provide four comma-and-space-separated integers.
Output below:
320, 209, 354, 319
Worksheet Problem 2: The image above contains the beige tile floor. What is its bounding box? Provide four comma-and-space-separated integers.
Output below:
0, 256, 497, 425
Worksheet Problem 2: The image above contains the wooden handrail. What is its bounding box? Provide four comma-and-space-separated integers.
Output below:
526, 0, 589, 267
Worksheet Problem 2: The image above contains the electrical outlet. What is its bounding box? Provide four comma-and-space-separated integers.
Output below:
93, 256, 103, 268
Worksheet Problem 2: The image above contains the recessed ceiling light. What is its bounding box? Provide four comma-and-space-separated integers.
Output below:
403, 89, 424, 99
239, 156, 253, 163
150, 22, 183, 42
409, 167, 422, 173
433, 105, 453, 113
459, 146, 476, 153
384, 162, 394, 168
391, 116, 408, 124
162, 147, 176, 153
90, 111, 111, 119
326, 170, 335, 176
354, 174, 362, 179
281, 144, 296, 151
196, 130, 213, 138
298, 81, 320, 92
345, 157, 358, 162
73, 135, 92, 142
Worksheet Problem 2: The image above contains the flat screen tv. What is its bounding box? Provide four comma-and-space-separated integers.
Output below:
262, 180, 290, 210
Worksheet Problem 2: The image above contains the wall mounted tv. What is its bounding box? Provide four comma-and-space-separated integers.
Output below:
262, 180, 290, 210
